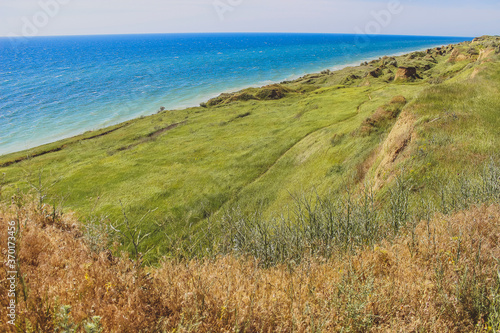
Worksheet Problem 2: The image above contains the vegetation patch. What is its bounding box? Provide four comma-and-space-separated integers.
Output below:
1, 36, 500, 332
0, 36, 499, 266
1, 195, 499, 332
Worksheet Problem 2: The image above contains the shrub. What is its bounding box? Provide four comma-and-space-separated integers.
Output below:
255, 85, 289, 100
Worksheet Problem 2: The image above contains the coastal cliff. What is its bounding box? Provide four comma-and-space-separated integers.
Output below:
0, 36, 500, 332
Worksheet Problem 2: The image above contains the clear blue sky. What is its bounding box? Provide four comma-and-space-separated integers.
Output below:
1, 0, 499, 38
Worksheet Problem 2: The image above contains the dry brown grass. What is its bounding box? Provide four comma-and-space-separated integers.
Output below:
0, 201, 171, 332
1, 199, 499, 332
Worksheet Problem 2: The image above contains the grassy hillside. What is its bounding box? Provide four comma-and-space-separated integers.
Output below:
1, 36, 499, 259
1, 36, 500, 332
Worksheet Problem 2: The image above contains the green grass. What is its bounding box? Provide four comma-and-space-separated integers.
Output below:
0, 82, 397, 222
1, 36, 500, 261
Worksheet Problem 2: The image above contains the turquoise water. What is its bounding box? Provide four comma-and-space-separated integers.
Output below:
0, 33, 472, 155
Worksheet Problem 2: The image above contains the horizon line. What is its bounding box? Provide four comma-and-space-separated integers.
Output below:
0, 31, 478, 39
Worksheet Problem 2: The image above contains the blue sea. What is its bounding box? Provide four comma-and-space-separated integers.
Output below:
0, 33, 472, 155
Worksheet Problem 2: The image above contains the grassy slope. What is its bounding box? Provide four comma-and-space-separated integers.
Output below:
367, 48, 500, 204
1, 37, 499, 248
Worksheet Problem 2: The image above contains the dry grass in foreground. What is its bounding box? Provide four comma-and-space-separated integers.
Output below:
0, 199, 499, 332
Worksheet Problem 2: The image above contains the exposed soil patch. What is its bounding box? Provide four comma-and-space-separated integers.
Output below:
81, 123, 129, 141
394, 67, 419, 81
115, 121, 187, 153
372, 111, 416, 190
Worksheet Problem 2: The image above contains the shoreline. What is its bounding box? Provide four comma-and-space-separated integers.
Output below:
172, 42, 463, 110
0, 40, 470, 157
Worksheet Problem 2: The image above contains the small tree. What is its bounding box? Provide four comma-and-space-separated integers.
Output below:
109, 202, 163, 266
